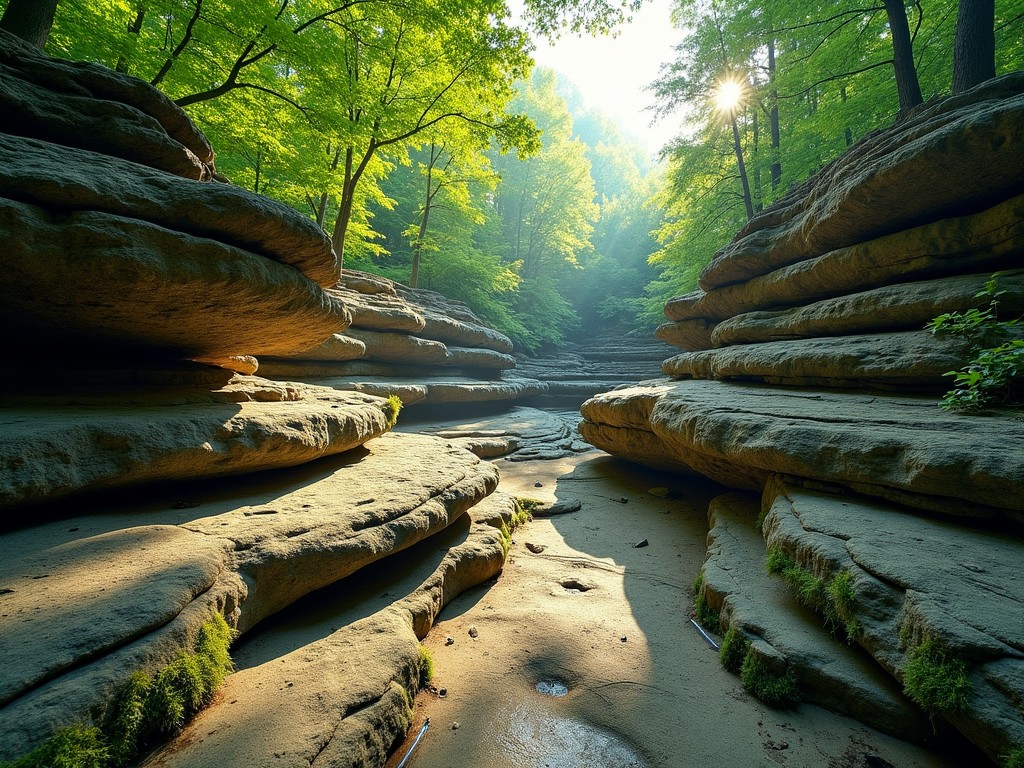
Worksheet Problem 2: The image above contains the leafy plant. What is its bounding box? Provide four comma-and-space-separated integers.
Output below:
1004, 748, 1024, 768
902, 639, 972, 717
928, 275, 1023, 412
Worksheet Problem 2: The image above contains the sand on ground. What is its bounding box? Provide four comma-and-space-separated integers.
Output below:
385, 451, 980, 768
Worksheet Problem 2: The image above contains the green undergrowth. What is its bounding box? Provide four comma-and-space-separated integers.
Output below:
382, 395, 403, 429
691, 571, 721, 631
1004, 748, 1024, 768
417, 645, 435, 689
928, 274, 1024, 412
766, 548, 859, 640
902, 638, 972, 718
3, 614, 235, 768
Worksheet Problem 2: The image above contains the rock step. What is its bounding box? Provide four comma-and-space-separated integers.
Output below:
0, 375, 392, 510
697, 492, 932, 740
0, 134, 339, 288
0, 432, 499, 761
665, 192, 1024, 325
0, 199, 348, 360
580, 379, 1024, 520
140, 492, 518, 768
700, 75, 1024, 290
762, 478, 1024, 764
662, 329, 973, 389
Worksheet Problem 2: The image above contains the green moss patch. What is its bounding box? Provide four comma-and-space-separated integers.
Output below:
903, 639, 971, 717
417, 645, 435, 689
719, 625, 749, 674
739, 653, 799, 709
766, 548, 859, 640
691, 571, 721, 632
3, 613, 235, 768
383, 395, 403, 429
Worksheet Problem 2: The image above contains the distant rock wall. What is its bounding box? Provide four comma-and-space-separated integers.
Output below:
581, 74, 1024, 764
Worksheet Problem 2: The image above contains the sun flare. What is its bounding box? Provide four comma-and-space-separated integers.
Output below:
713, 77, 745, 114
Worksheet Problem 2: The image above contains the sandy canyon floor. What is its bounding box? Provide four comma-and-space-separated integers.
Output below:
382, 450, 982, 768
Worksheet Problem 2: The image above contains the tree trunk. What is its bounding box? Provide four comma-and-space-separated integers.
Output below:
953, 0, 995, 93
883, 0, 924, 112
115, 5, 146, 74
767, 39, 781, 191
0, 0, 58, 48
731, 116, 754, 221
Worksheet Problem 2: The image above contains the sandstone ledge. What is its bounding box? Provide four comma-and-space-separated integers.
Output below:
580, 379, 1024, 521
762, 479, 1024, 763
0, 375, 392, 509
0, 433, 503, 761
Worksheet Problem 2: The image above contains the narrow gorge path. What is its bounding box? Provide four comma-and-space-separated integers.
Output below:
370, 410, 984, 768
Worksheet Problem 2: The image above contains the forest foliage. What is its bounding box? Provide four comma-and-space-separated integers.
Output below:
5, 0, 1023, 350
645, 0, 1024, 322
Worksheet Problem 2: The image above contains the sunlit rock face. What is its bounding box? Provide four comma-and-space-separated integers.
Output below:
0, 31, 515, 767
583, 73, 1024, 762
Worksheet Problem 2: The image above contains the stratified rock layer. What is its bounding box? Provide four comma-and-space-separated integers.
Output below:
762, 479, 1024, 761
581, 75, 1024, 762
697, 493, 932, 740
0, 432, 503, 761
261, 271, 542, 405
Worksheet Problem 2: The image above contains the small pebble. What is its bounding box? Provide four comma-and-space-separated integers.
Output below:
468, 626, 479, 638
620, 636, 627, 642
452, 722, 460, 730
534, 482, 544, 487
438, 687, 447, 698
525, 542, 546, 554
445, 636, 455, 646
633, 538, 649, 548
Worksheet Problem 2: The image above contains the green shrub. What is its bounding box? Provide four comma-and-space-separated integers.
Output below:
903, 639, 971, 717
739, 653, 799, 708
719, 625, 749, 674
928, 275, 1024, 412
1004, 748, 1024, 768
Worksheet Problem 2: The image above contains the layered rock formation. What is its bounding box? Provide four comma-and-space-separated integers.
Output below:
581, 74, 1024, 763
0, 30, 520, 767
258, 271, 547, 406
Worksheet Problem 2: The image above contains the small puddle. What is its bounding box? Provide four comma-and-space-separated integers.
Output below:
487, 703, 647, 768
535, 679, 568, 697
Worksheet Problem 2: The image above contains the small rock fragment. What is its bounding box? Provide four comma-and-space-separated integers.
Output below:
525, 542, 546, 554
452, 722, 460, 730
468, 625, 479, 638
620, 636, 627, 642
445, 636, 455, 646
633, 538, 649, 548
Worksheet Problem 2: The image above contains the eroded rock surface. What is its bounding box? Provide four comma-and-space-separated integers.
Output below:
0, 432, 503, 761
140, 493, 518, 768
697, 493, 932, 740
762, 479, 1024, 761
